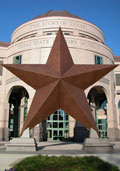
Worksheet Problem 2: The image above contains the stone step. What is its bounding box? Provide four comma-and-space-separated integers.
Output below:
110, 142, 120, 149
0, 144, 6, 150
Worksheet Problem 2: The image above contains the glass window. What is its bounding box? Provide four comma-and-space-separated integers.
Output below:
59, 110, 63, 120
53, 130, 57, 136
47, 109, 69, 141
10, 103, 14, 114
10, 125, 13, 129
65, 114, 68, 120
53, 122, 58, 128
48, 115, 53, 120
24, 97, 28, 122
47, 33, 52, 35
0, 60, 3, 75
65, 122, 69, 128
116, 74, 120, 86
10, 119, 14, 124
64, 130, 69, 138
53, 114, 58, 120
59, 122, 63, 128
64, 33, 70, 35
59, 130, 63, 136
59, 114, 63, 120
100, 100, 107, 109
118, 101, 120, 110
53, 137, 57, 140
47, 122, 52, 128
95, 55, 103, 64
13, 55, 22, 64
98, 125, 102, 130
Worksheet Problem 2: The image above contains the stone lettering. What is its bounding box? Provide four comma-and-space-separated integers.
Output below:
29, 20, 86, 30
17, 38, 101, 54
33, 39, 49, 45
67, 39, 77, 46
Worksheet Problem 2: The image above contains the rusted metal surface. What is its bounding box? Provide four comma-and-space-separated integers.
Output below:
3, 28, 118, 136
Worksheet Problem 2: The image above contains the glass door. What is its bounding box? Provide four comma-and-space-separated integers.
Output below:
47, 109, 69, 141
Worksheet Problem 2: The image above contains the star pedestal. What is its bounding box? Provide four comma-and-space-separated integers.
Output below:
83, 129, 114, 153
5, 129, 37, 152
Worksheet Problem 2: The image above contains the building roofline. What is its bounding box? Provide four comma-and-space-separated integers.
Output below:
0, 41, 10, 47
114, 56, 120, 62
32, 10, 83, 20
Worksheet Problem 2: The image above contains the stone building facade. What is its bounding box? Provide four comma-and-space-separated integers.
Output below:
0, 10, 119, 142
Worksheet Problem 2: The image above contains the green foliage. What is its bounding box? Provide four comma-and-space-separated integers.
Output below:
14, 155, 119, 171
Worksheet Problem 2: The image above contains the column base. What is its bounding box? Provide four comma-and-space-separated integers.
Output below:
5, 137, 37, 152
107, 128, 119, 141
0, 128, 9, 141
83, 138, 114, 153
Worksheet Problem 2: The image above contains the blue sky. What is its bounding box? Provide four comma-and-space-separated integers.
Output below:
0, 0, 120, 56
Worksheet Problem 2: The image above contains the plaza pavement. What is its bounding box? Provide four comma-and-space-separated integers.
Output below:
0, 141, 120, 171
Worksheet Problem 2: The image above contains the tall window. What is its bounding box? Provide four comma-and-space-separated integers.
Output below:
13, 55, 22, 64
95, 55, 103, 64
118, 101, 120, 110
96, 117, 107, 138
116, 74, 120, 86
0, 60, 3, 75
24, 97, 28, 122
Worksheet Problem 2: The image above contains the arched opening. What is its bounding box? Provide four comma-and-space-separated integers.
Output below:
47, 109, 69, 141
8, 86, 29, 139
87, 86, 107, 138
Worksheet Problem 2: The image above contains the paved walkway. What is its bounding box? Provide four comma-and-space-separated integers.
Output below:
0, 141, 120, 171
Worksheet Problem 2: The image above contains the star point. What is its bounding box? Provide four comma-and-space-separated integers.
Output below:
3, 28, 118, 137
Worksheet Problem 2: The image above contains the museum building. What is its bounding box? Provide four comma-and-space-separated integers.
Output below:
0, 10, 120, 142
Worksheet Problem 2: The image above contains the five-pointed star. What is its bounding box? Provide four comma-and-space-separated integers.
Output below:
3, 28, 117, 136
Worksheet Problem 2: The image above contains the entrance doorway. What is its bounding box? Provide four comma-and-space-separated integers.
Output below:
47, 109, 69, 141
8, 86, 29, 139
88, 86, 107, 138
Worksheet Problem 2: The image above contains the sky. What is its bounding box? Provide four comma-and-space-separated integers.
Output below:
0, 0, 120, 56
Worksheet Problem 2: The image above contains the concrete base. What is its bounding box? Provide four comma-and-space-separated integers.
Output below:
107, 128, 120, 141
83, 138, 114, 153
5, 137, 37, 152
0, 128, 9, 141
110, 141, 120, 149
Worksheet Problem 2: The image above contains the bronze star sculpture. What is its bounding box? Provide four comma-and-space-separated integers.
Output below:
3, 28, 117, 136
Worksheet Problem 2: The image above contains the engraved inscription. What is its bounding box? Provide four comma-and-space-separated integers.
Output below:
29, 20, 86, 31
33, 39, 49, 46
17, 38, 101, 51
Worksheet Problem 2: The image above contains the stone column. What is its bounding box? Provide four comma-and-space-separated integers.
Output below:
89, 103, 98, 138
34, 124, 40, 142
14, 100, 20, 137
83, 101, 114, 152
107, 103, 119, 141
0, 100, 9, 141
19, 97, 24, 134
69, 116, 75, 139
107, 71, 119, 141
3, 102, 9, 141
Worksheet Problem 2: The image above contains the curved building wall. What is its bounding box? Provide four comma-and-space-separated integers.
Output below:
11, 17, 105, 43
0, 14, 119, 141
